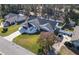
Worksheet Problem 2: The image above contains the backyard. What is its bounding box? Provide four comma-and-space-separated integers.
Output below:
0, 24, 20, 37
13, 34, 41, 54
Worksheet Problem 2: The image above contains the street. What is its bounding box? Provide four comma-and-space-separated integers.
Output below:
0, 36, 34, 55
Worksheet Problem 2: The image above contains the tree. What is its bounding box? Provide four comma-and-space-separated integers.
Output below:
0, 5, 6, 18
37, 32, 59, 55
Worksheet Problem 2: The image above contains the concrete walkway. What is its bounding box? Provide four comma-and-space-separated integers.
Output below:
0, 22, 3, 28
52, 35, 71, 54
4, 31, 21, 41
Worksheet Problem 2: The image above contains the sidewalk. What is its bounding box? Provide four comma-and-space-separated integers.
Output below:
4, 31, 21, 41
0, 22, 3, 28
0, 36, 35, 55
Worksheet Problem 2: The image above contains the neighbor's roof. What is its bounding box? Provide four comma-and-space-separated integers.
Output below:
5, 15, 17, 23
5, 13, 26, 23
5, 13, 17, 19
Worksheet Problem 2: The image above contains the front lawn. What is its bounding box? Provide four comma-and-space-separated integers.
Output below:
13, 34, 40, 54
0, 24, 20, 36
0, 18, 4, 24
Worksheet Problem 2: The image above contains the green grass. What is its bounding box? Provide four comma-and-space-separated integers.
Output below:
0, 18, 4, 24
13, 34, 40, 54
0, 24, 20, 36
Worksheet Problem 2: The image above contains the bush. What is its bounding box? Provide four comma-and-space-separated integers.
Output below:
1, 27, 8, 33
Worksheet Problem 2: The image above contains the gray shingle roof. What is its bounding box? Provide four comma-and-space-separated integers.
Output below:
40, 23, 54, 32
5, 13, 26, 24
28, 18, 40, 30
38, 19, 48, 25
48, 20, 58, 29
28, 18, 58, 31
5, 13, 17, 19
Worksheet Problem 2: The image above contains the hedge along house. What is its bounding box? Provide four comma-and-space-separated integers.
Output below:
19, 17, 61, 34
3, 13, 27, 27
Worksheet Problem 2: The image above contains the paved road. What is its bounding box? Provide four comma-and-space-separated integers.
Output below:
0, 36, 35, 55
52, 35, 71, 54
4, 31, 21, 41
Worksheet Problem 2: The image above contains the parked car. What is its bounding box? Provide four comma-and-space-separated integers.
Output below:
64, 40, 79, 54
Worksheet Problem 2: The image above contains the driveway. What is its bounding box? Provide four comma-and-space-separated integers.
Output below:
4, 31, 21, 41
0, 22, 3, 28
52, 35, 71, 54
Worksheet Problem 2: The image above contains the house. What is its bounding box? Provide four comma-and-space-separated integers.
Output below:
3, 13, 26, 27
4, 13, 17, 19
19, 21, 38, 34
28, 18, 59, 32
19, 18, 60, 34
62, 20, 76, 30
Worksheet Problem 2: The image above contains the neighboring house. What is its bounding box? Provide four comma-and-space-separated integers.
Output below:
58, 20, 75, 37
58, 29, 73, 36
4, 13, 17, 19
62, 20, 76, 29
69, 20, 76, 27
19, 18, 61, 34
3, 13, 26, 27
